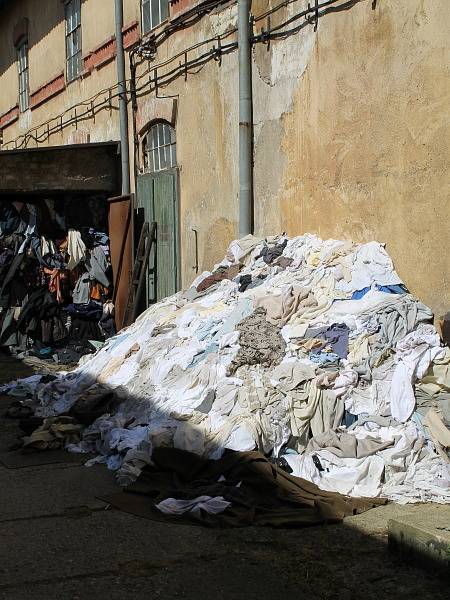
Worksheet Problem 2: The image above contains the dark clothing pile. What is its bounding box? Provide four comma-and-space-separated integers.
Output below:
0, 199, 116, 364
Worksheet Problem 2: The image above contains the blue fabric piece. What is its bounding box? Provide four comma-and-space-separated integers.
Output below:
351, 284, 408, 300
188, 342, 219, 367
214, 298, 253, 338
195, 318, 221, 341
307, 323, 350, 359
89, 229, 109, 246
309, 352, 340, 365
343, 410, 358, 428
66, 302, 103, 321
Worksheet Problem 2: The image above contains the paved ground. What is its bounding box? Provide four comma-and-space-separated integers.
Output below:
0, 352, 448, 600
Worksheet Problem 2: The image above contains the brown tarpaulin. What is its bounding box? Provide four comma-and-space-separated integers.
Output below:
101, 448, 386, 528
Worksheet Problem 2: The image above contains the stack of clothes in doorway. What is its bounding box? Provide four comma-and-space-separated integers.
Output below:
0, 199, 116, 365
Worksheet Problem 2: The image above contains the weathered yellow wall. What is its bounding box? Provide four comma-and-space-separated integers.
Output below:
1, 0, 448, 316
0, 0, 140, 147
253, 0, 450, 316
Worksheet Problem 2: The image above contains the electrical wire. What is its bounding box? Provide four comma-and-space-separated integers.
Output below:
2, 0, 364, 150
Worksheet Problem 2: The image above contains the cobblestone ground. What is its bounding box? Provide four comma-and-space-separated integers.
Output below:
0, 352, 447, 600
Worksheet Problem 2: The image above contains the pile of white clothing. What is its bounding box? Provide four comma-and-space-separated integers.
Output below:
2, 233, 449, 503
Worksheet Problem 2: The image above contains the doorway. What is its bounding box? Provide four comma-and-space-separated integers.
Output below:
136, 121, 179, 305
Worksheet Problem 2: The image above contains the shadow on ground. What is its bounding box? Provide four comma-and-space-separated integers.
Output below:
0, 353, 447, 600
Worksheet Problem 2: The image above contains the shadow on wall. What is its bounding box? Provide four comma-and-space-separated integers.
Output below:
0, 1, 90, 77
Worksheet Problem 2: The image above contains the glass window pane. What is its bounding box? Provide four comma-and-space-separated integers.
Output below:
151, 0, 159, 29
66, 2, 73, 32
74, 0, 81, 26
151, 126, 158, 148
144, 122, 176, 171
74, 52, 80, 77
159, 146, 166, 170
160, 0, 168, 23
161, 123, 169, 144
148, 149, 154, 172
142, 0, 151, 32
158, 124, 163, 148
74, 28, 80, 53
143, 10, 150, 33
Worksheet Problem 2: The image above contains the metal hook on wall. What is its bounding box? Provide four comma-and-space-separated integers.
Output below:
191, 228, 199, 273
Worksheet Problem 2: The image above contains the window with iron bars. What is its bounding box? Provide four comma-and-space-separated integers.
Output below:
143, 122, 177, 173
17, 41, 29, 112
142, 0, 169, 34
65, 0, 82, 82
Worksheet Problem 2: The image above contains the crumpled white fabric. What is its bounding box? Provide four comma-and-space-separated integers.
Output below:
285, 451, 385, 497
156, 495, 231, 516
336, 241, 403, 293
390, 324, 445, 422
67, 229, 87, 270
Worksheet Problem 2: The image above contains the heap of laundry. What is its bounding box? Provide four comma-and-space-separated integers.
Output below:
0, 200, 116, 364
2, 233, 449, 506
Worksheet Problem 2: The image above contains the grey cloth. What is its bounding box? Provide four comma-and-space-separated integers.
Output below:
305, 323, 350, 359
370, 296, 433, 355
306, 430, 394, 459
415, 386, 450, 423
85, 246, 110, 287
347, 414, 398, 431
229, 308, 286, 374
272, 362, 316, 392
72, 273, 91, 304
182, 283, 220, 302
0, 306, 26, 348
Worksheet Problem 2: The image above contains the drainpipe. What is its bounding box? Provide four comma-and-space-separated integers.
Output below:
114, 0, 130, 194
238, 0, 253, 236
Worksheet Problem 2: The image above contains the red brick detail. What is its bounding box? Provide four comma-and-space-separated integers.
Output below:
83, 21, 139, 74
0, 105, 19, 129
123, 21, 139, 49
170, 0, 202, 20
30, 72, 65, 110
84, 37, 117, 73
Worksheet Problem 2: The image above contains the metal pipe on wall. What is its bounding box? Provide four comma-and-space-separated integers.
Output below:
238, 0, 253, 236
114, 0, 130, 195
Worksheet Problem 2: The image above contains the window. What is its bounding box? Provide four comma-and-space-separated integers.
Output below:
143, 122, 176, 173
142, 0, 169, 33
17, 41, 29, 112
65, 0, 82, 81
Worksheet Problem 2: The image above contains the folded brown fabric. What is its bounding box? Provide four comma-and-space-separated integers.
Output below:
101, 447, 386, 528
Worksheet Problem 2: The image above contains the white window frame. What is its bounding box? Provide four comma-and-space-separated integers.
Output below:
65, 0, 82, 82
143, 122, 177, 173
17, 40, 29, 112
142, 0, 169, 34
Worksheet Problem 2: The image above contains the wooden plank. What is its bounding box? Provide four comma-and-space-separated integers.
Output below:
0, 142, 120, 193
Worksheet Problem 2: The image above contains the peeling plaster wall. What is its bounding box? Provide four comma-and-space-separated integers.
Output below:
252, 0, 450, 315
164, 0, 449, 316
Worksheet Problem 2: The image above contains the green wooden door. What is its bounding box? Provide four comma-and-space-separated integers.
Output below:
136, 170, 179, 304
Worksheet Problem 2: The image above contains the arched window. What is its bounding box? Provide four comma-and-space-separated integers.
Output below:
143, 121, 176, 173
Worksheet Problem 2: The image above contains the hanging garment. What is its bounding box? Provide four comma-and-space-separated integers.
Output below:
67, 229, 87, 270
85, 246, 110, 287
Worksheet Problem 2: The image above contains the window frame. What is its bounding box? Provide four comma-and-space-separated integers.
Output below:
142, 121, 177, 174
141, 0, 169, 34
65, 0, 82, 82
17, 39, 29, 112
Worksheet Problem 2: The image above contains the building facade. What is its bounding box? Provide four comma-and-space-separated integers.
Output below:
0, 0, 449, 316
